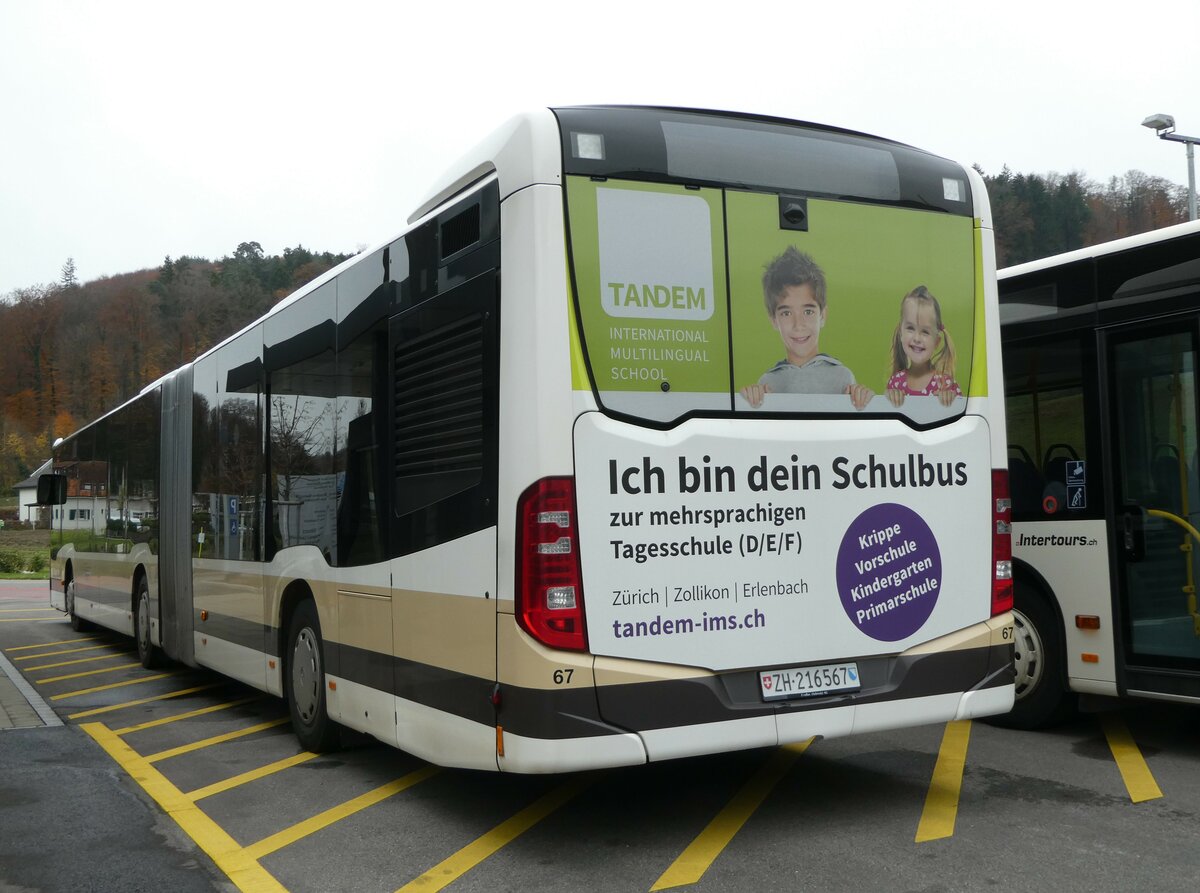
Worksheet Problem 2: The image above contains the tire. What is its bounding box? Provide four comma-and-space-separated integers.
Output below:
285, 600, 341, 752
134, 575, 163, 668
65, 573, 90, 632
989, 582, 1075, 729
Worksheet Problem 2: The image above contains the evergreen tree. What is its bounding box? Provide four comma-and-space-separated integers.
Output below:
60, 257, 78, 289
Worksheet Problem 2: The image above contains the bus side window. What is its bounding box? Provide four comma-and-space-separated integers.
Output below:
334, 315, 389, 568
1008, 444, 1043, 516
265, 314, 337, 563
1041, 443, 1078, 517
1003, 335, 1093, 520
1151, 443, 1182, 514
337, 412, 382, 566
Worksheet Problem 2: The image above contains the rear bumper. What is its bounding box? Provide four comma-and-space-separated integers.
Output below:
496, 617, 1014, 771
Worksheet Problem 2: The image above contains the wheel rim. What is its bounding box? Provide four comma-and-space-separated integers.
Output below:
138, 589, 150, 654
1011, 607, 1043, 699
66, 580, 75, 616
291, 627, 321, 724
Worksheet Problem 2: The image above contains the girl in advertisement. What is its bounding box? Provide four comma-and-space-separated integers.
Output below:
885, 286, 962, 407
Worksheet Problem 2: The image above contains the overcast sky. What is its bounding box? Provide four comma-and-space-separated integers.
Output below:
2, 0, 1196, 295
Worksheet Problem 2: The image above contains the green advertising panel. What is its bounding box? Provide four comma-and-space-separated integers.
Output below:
728, 193, 977, 412
566, 177, 730, 404
567, 176, 978, 422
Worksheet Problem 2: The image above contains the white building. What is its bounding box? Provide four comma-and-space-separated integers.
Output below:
12, 459, 149, 533
12, 460, 51, 527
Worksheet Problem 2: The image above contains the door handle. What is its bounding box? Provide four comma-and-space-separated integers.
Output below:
1121, 507, 1146, 562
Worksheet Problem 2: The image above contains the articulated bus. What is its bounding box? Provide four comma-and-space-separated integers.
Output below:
41, 106, 1014, 772
1000, 220, 1200, 726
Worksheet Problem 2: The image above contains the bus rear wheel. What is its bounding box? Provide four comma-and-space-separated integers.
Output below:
991, 583, 1074, 729
285, 600, 341, 753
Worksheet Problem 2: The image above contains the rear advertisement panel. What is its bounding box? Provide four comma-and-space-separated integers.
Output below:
575, 413, 993, 671
567, 173, 990, 670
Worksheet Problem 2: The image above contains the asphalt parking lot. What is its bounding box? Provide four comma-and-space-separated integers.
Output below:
3, 579, 1199, 892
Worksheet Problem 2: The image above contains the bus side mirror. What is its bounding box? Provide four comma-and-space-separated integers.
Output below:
36, 473, 68, 506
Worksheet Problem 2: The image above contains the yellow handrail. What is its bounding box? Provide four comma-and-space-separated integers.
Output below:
1145, 508, 1200, 636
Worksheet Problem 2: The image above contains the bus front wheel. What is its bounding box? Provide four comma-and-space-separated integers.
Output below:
65, 572, 89, 632
285, 600, 341, 753
135, 575, 163, 668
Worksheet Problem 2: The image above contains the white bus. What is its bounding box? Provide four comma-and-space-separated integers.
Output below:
41, 106, 1014, 772
1000, 219, 1200, 726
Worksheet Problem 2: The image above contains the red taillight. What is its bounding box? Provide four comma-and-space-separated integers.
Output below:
992, 468, 1013, 616
516, 477, 588, 651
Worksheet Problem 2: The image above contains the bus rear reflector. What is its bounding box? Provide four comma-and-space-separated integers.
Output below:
516, 477, 588, 652
992, 469, 1013, 616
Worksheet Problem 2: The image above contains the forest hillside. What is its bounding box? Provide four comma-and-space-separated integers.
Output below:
0, 242, 351, 494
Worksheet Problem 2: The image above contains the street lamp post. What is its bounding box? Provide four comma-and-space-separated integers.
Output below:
1142, 113, 1198, 221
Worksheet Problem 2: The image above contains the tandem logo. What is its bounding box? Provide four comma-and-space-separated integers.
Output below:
607, 282, 708, 313
596, 187, 715, 322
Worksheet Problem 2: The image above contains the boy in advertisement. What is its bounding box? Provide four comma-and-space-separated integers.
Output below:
740, 247, 873, 409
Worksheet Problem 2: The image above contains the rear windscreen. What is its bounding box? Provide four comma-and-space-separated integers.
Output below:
559, 108, 979, 425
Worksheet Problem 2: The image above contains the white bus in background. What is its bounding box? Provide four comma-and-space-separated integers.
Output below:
1000, 220, 1200, 726
42, 106, 1014, 772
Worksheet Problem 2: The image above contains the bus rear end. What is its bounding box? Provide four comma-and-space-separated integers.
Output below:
498, 107, 1012, 772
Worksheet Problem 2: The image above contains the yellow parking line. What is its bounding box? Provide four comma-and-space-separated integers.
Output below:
6, 636, 104, 651
246, 765, 440, 861
915, 720, 972, 843
188, 751, 320, 801
14, 643, 125, 661
51, 671, 179, 700
81, 722, 286, 893
145, 718, 291, 763
114, 697, 263, 735
36, 661, 143, 684
1101, 713, 1163, 803
396, 775, 593, 893
25, 650, 135, 671
0, 608, 59, 613
67, 683, 222, 719
0, 617, 65, 623
651, 741, 810, 891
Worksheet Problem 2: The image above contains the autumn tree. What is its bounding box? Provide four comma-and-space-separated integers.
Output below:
1085, 171, 1186, 244
2, 285, 63, 432
52, 409, 78, 440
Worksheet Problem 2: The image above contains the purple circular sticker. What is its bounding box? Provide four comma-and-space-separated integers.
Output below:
836, 503, 941, 642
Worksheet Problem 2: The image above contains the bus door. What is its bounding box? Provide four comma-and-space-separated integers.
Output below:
1106, 321, 1200, 694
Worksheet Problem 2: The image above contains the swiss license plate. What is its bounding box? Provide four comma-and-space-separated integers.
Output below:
759, 662, 860, 701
